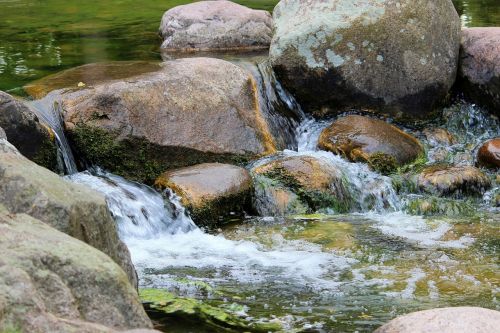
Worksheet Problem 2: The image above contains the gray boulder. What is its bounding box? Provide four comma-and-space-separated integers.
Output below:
459, 28, 500, 115
269, 0, 461, 120
0, 205, 153, 333
0, 91, 58, 171
159, 0, 272, 51
0, 139, 137, 287
375, 307, 500, 333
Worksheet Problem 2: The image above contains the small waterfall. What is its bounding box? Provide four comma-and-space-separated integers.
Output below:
67, 168, 197, 239
29, 97, 78, 174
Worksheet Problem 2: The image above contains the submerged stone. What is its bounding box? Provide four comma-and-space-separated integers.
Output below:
159, 0, 272, 51
477, 138, 500, 170
269, 0, 460, 120
155, 163, 253, 227
0, 91, 58, 171
140, 288, 282, 332
318, 115, 424, 173
458, 28, 500, 116
54, 57, 285, 183
416, 165, 491, 197
0, 205, 153, 333
253, 155, 351, 215
375, 307, 500, 333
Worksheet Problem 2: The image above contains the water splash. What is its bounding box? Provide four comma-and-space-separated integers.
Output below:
67, 168, 197, 239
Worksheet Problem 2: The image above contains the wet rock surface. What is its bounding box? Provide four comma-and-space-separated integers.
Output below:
159, 0, 272, 51
417, 165, 491, 197
0, 91, 58, 171
375, 307, 500, 333
318, 115, 423, 172
253, 155, 351, 215
155, 163, 253, 227
269, 0, 460, 120
0, 139, 137, 286
57, 58, 284, 183
459, 28, 500, 115
477, 138, 500, 169
0, 205, 153, 333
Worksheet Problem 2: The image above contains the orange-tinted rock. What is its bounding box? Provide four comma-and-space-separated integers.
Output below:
155, 163, 253, 227
417, 165, 491, 197
318, 115, 423, 171
477, 138, 500, 169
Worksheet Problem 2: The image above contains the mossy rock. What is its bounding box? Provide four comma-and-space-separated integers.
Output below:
405, 196, 476, 216
140, 288, 282, 332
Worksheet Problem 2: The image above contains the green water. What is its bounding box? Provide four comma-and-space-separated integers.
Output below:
0, 0, 498, 93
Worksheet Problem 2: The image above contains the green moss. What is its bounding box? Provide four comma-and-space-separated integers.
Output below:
396, 154, 428, 175
405, 196, 476, 216
367, 152, 398, 175
32, 136, 58, 172
263, 166, 351, 213
139, 288, 282, 332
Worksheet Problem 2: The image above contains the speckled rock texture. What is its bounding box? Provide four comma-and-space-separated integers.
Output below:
375, 307, 500, 333
155, 163, 253, 227
0, 205, 154, 333
159, 0, 272, 51
417, 165, 491, 197
56, 58, 288, 183
0, 139, 137, 287
0, 91, 58, 171
459, 28, 500, 116
269, 0, 461, 120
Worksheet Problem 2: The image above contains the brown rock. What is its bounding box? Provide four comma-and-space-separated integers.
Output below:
423, 128, 457, 146
159, 0, 272, 51
0, 91, 58, 171
417, 165, 491, 197
253, 155, 351, 215
459, 28, 500, 115
477, 138, 500, 169
24, 61, 162, 99
55, 57, 284, 183
375, 307, 500, 333
155, 163, 253, 227
318, 115, 423, 172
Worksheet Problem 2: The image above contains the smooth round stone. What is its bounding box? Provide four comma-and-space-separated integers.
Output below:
477, 138, 500, 169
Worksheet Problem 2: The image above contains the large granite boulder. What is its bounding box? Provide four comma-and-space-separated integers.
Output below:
252, 155, 351, 216
417, 165, 491, 197
269, 0, 461, 120
54, 58, 290, 183
0, 91, 58, 171
477, 138, 500, 170
375, 307, 500, 333
459, 28, 500, 115
155, 163, 253, 227
0, 205, 154, 333
318, 115, 424, 173
159, 0, 272, 51
0, 139, 137, 286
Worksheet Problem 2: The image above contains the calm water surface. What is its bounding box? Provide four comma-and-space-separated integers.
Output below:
0, 0, 498, 93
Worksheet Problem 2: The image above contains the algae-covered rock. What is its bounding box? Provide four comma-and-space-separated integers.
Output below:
0, 139, 137, 286
477, 138, 500, 170
140, 288, 281, 332
155, 163, 253, 227
159, 1, 272, 51
458, 28, 500, 116
0, 206, 153, 333
0, 91, 58, 171
57, 58, 284, 183
375, 307, 500, 333
24, 61, 162, 99
405, 196, 476, 216
269, 0, 460, 120
417, 165, 491, 197
318, 115, 424, 173
253, 155, 351, 215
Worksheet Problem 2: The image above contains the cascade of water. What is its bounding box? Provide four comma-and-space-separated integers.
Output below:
29, 97, 78, 174
67, 168, 197, 239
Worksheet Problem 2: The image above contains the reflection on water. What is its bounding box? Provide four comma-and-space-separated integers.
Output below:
0, 0, 498, 93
